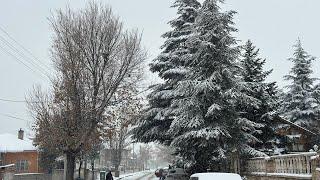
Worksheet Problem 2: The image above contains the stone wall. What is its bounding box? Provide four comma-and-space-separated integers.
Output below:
246, 152, 320, 180
313, 168, 320, 180
245, 173, 312, 180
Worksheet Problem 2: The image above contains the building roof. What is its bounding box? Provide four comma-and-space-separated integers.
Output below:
0, 133, 36, 152
274, 115, 317, 136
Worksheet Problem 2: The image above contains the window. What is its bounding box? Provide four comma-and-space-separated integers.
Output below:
16, 160, 29, 172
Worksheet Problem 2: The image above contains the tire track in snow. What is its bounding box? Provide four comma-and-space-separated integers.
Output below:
135, 172, 152, 180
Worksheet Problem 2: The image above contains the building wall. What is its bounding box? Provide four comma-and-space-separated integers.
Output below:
276, 126, 313, 152
3, 151, 39, 174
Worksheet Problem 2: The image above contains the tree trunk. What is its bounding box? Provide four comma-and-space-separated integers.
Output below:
84, 160, 88, 179
114, 149, 121, 177
65, 152, 76, 180
78, 160, 83, 179
91, 160, 95, 180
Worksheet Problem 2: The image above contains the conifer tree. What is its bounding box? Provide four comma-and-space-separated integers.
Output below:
282, 39, 318, 128
167, 0, 264, 172
240, 40, 279, 152
134, 0, 201, 144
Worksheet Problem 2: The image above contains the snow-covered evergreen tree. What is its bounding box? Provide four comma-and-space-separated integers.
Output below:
168, 0, 264, 172
134, 0, 201, 144
240, 40, 279, 152
282, 39, 318, 128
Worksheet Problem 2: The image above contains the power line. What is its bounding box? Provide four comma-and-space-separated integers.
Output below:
0, 113, 30, 122
0, 34, 51, 77
0, 45, 47, 79
0, 26, 52, 71
0, 98, 26, 103
0, 98, 40, 103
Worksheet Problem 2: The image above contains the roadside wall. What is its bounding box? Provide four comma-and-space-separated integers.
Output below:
1, 169, 98, 180
52, 169, 63, 180
3, 172, 14, 180
13, 173, 51, 180
246, 174, 311, 180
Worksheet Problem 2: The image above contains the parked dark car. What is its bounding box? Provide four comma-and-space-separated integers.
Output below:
155, 167, 169, 179
165, 168, 189, 180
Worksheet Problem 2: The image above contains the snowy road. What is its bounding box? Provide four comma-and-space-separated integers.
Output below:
116, 171, 158, 180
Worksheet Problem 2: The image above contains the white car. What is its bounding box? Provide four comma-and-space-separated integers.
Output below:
190, 173, 242, 180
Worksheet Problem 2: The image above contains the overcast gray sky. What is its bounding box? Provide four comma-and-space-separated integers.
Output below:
1, 0, 320, 135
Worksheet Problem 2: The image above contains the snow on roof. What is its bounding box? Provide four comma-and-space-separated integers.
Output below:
0, 164, 15, 168
0, 133, 36, 152
286, 134, 302, 139
276, 115, 317, 136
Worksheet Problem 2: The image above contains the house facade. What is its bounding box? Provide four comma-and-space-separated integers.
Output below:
274, 116, 317, 153
0, 129, 39, 178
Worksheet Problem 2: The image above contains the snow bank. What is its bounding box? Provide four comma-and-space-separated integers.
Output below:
0, 133, 36, 152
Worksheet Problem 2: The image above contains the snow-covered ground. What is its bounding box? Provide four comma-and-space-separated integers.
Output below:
95, 171, 157, 180
96, 171, 156, 180
115, 171, 158, 180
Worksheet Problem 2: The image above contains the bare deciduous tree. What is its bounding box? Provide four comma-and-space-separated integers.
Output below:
103, 85, 143, 173
27, 2, 146, 180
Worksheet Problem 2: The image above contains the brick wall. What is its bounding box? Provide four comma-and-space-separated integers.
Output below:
3, 151, 39, 174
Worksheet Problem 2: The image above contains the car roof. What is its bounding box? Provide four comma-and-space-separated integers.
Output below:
190, 173, 241, 180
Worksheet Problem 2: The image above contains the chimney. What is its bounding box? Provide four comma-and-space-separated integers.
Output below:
18, 128, 24, 140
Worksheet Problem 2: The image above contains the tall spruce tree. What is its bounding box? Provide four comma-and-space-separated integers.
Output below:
167, 0, 264, 172
134, 0, 201, 144
282, 39, 318, 128
240, 40, 279, 153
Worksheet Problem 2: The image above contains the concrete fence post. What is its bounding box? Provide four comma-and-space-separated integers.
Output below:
266, 157, 275, 174
311, 155, 320, 180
